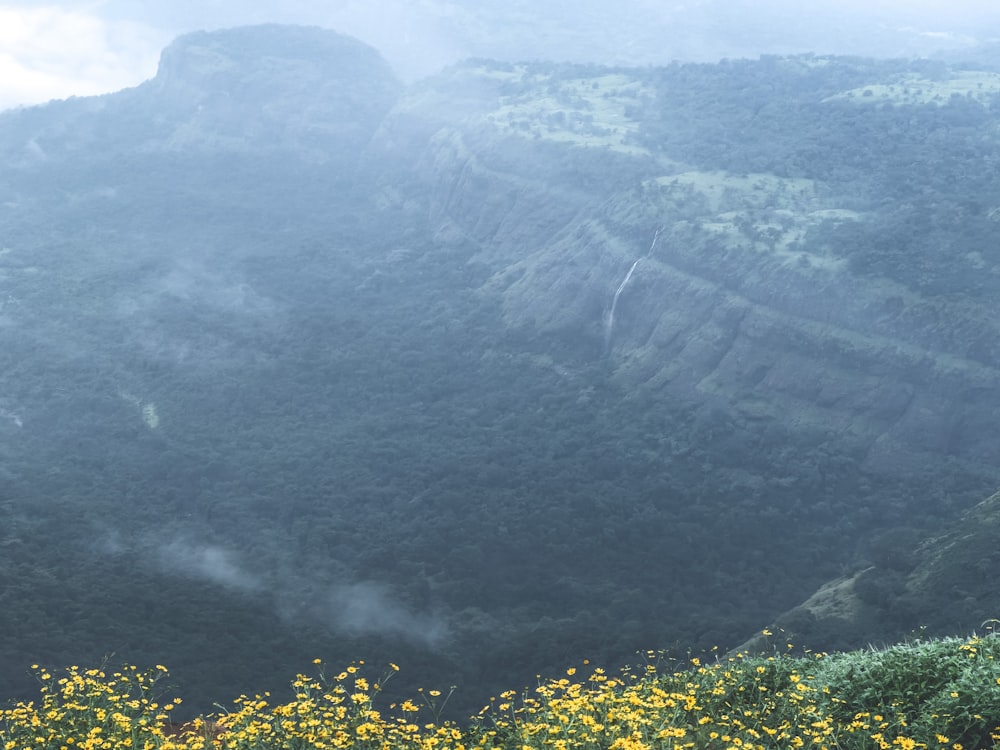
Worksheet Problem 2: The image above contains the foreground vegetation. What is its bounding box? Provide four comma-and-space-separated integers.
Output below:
5, 634, 1000, 750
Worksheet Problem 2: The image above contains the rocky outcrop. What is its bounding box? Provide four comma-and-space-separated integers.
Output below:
145, 25, 401, 155
0, 25, 401, 164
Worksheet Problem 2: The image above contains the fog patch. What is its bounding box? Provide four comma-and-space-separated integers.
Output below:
138, 535, 449, 648
97, 529, 126, 555
156, 538, 262, 593
111, 258, 283, 370
155, 260, 277, 317
0, 402, 23, 429
327, 581, 449, 647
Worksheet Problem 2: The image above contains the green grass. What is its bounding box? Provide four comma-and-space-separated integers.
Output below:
481, 68, 652, 154
4, 634, 1000, 749
824, 71, 1000, 106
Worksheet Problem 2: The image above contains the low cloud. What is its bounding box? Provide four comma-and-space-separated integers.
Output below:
328, 581, 450, 647
143, 535, 449, 648
155, 538, 262, 593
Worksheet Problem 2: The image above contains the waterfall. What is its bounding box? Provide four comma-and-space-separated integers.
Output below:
603, 230, 660, 353
603, 258, 640, 352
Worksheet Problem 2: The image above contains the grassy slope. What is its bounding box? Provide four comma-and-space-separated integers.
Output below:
754, 491, 1000, 653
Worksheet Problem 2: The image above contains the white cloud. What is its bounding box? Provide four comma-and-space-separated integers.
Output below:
327, 582, 450, 646
0, 4, 166, 111
141, 533, 450, 647
155, 538, 263, 592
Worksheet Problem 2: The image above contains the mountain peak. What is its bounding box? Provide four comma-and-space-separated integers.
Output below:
153, 24, 396, 93
141, 24, 402, 155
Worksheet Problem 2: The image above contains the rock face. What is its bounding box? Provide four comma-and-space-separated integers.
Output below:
145, 25, 402, 155
381, 61, 1000, 484
0, 24, 401, 163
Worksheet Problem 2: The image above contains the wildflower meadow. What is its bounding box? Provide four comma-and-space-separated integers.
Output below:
4, 634, 1000, 750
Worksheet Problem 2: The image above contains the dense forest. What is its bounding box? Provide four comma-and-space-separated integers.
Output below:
1, 25, 999, 719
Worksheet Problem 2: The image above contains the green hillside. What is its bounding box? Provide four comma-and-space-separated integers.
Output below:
0, 25, 999, 718
747, 490, 1000, 653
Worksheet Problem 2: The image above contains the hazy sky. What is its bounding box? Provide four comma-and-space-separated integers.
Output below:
1, 0, 999, 111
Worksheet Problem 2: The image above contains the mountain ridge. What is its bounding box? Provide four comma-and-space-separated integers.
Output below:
0, 24, 998, 716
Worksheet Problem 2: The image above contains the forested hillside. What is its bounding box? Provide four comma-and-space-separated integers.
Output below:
0, 25, 998, 718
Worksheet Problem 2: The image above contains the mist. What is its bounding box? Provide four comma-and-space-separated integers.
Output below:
4, 0, 1000, 730
141, 535, 450, 649
5, 0, 1000, 108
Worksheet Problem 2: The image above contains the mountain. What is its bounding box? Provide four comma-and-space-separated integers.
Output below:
383, 56, 1000, 478
1, 25, 999, 717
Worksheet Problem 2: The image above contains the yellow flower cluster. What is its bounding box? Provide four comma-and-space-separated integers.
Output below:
0, 663, 179, 750
211, 661, 444, 750
0, 660, 462, 750
470, 639, 1000, 750
472, 655, 893, 750
3, 638, 1000, 750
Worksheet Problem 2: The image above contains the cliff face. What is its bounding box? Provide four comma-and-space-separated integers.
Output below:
144, 25, 401, 156
382, 61, 1000, 482
0, 24, 401, 164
